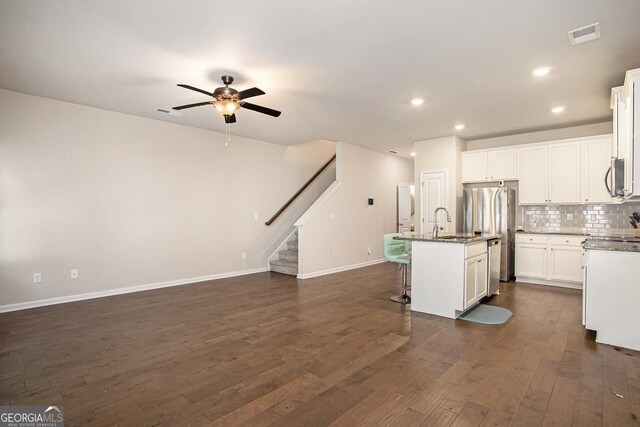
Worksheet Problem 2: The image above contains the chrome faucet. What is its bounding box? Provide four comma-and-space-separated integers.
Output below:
433, 207, 452, 238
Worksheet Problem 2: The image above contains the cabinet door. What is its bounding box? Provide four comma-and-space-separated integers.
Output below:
549, 142, 581, 204
518, 146, 548, 204
461, 152, 489, 182
515, 243, 547, 279
475, 255, 488, 300
488, 149, 518, 181
581, 137, 612, 204
549, 246, 583, 284
464, 257, 477, 309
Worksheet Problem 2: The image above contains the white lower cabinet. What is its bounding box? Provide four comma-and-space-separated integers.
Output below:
515, 233, 585, 288
464, 252, 488, 309
585, 248, 640, 351
549, 246, 583, 282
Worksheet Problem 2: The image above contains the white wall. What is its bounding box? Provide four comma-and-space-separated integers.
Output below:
466, 121, 612, 150
413, 136, 467, 233
297, 142, 413, 278
0, 89, 335, 308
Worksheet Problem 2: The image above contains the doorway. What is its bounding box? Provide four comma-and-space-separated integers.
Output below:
419, 170, 449, 235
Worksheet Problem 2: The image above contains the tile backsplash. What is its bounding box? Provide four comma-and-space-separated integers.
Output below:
521, 203, 640, 236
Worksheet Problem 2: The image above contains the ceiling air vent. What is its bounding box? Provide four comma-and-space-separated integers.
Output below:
156, 108, 183, 117
568, 22, 601, 45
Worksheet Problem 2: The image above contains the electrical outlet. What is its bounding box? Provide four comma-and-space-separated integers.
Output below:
33, 273, 42, 284
330, 213, 336, 220
253, 213, 258, 220
566, 213, 573, 221
367, 247, 372, 255
241, 252, 247, 260
70, 269, 79, 279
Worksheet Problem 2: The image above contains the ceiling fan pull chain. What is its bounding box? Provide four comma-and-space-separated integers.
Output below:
225, 122, 231, 147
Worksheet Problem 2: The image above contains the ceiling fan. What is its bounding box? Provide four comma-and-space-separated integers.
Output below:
172, 75, 281, 124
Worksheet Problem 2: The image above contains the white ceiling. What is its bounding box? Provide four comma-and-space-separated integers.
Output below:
1, 1, 639, 157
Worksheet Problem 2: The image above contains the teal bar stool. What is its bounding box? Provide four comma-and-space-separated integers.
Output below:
383, 233, 412, 304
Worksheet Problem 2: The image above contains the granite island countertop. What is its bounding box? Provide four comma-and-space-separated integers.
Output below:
515, 230, 590, 237
583, 237, 640, 253
394, 233, 501, 244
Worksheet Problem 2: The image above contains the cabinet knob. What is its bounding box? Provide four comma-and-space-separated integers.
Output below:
566, 240, 569, 243
477, 259, 482, 263
585, 199, 588, 202
529, 238, 533, 241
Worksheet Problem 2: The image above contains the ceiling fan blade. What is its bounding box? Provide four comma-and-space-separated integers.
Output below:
225, 114, 237, 124
241, 102, 281, 117
172, 101, 212, 110
177, 84, 214, 97
237, 87, 265, 100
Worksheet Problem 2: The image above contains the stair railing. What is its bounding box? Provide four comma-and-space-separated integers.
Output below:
265, 154, 336, 226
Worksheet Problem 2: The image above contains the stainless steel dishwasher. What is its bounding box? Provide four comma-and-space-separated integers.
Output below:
487, 239, 502, 295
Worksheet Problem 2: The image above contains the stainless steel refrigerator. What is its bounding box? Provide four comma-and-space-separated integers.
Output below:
463, 187, 515, 281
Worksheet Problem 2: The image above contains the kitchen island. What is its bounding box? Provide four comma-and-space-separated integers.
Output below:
395, 234, 500, 319
583, 237, 640, 351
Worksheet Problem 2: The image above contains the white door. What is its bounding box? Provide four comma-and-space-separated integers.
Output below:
420, 171, 448, 235
397, 183, 412, 233
519, 146, 549, 204
549, 142, 581, 204
581, 137, 612, 204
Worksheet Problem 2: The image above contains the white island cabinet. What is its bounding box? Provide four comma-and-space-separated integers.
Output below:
584, 242, 640, 351
408, 238, 490, 319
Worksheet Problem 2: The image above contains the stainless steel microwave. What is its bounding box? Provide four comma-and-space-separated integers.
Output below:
605, 158, 625, 197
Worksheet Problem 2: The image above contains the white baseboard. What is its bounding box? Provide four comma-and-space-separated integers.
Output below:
516, 276, 582, 290
0, 267, 269, 313
297, 259, 385, 279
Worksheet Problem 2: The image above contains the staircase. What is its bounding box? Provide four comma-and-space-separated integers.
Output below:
269, 231, 298, 276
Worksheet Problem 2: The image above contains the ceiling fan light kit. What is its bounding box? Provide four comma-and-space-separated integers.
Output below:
173, 75, 281, 147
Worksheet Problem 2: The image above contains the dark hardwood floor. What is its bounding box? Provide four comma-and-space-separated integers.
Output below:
1, 263, 639, 426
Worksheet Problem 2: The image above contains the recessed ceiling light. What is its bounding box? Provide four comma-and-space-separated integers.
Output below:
551, 106, 566, 113
531, 66, 552, 77
454, 124, 465, 130
410, 152, 416, 157
410, 98, 424, 106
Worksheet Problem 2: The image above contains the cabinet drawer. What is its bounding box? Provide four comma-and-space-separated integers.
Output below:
549, 235, 586, 247
515, 234, 548, 245
465, 242, 487, 259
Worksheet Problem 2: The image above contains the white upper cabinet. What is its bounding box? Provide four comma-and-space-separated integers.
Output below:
581, 136, 613, 204
548, 141, 581, 204
461, 148, 517, 183
518, 145, 548, 204
488, 149, 518, 180
461, 151, 489, 182
462, 134, 613, 205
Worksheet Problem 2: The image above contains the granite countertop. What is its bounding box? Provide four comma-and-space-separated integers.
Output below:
516, 230, 589, 236
394, 233, 501, 244
583, 237, 640, 253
